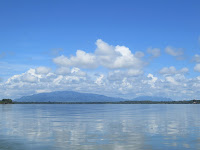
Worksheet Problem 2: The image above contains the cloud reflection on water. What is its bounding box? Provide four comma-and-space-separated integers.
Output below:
0, 104, 200, 150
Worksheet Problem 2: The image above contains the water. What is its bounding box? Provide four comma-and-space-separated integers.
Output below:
0, 104, 200, 150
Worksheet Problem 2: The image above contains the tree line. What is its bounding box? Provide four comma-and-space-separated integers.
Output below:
0, 99, 13, 104
1, 99, 200, 104
12, 100, 200, 104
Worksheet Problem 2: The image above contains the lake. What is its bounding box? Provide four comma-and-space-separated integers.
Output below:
0, 104, 200, 150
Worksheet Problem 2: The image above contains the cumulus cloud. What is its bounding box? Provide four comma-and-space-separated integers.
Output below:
53, 50, 97, 69
21, 74, 38, 83
71, 67, 86, 76
95, 74, 105, 86
56, 67, 71, 75
1, 67, 90, 99
95, 39, 145, 69
35, 66, 51, 75
1, 66, 200, 101
147, 48, 161, 58
194, 64, 200, 72
165, 46, 184, 57
6, 69, 39, 84
2, 39, 200, 101
159, 66, 188, 75
165, 76, 179, 85
146, 74, 158, 88
127, 69, 143, 76
53, 39, 145, 72
108, 69, 143, 82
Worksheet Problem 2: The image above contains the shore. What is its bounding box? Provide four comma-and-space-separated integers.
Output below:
10, 100, 200, 104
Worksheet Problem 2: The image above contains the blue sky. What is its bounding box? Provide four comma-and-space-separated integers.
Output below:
0, 0, 200, 100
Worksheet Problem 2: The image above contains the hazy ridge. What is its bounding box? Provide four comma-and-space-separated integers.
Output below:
15, 91, 173, 102
15, 91, 125, 102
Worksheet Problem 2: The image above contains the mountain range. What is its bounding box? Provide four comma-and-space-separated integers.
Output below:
15, 91, 173, 102
15, 91, 125, 102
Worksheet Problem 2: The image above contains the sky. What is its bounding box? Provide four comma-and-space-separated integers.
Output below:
0, 0, 200, 100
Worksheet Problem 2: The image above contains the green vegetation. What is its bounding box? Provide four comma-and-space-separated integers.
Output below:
1, 98, 200, 104
0, 99, 13, 104
12, 100, 200, 104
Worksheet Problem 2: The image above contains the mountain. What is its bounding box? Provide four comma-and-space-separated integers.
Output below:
15, 91, 125, 102
132, 96, 173, 101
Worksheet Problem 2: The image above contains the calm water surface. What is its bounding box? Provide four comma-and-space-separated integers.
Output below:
0, 104, 200, 150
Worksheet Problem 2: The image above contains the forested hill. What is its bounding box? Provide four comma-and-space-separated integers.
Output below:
15, 91, 125, 102
15, 91, 174, 102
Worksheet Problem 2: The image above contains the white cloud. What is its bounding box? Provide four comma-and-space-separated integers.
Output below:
36, 89, 52, 94
165, 76, 179, 85
165, 46, 184, 56
53, 39, 145, 70
135, 51, 145, 58
6, 69, 40, 84
147, 48, 161, 57
108, 69, 143, 82
146, 74, 158, 88
1, 66, 200, 101
1, 67, 91, 99
194, 64, 200, 72
159, 66, 188, 75
127, 69, 143, 76
53, 50, 97, 69
180, 68, 189, 73
95, 39, 116, 56
53, 55, 69, 66
2, 39, 200, 101
35, 66, 51, 75
0, 61, 36, 79
21, 74, 38, 83
95, 74, 105, 86
56, 67, 71, 75
192, 54, 200, 63
95, 39, 145, 69
71, 67, 86, 76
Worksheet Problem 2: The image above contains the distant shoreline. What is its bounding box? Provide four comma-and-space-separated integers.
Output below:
10, 100, 200, 104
